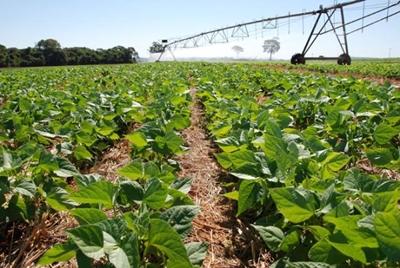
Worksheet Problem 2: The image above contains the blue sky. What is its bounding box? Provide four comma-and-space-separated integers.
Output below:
0, 0, 399, 59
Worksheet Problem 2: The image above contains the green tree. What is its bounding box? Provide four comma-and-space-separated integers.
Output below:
149, 42, 165, 54
0, 44, 7, 67
0, 40, 137, 67
36, 39, 66, 66
19, 47, 45, 67
6, 48, 21, 67
263, 38, 280, 61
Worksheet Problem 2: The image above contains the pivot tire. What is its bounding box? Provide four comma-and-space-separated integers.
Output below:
337, 53, 351, 65
291, 53, 306, 65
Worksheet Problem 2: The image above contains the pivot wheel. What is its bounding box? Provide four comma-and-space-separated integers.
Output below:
291, 53, 306, 65
337, 53, 351, 65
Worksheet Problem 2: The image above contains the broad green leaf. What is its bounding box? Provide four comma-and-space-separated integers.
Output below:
264, 119, 282, 137
374, 211, 400, 260
144, 161, 161, 178
185, 242, 208, 267
119, 232, 140, 268
103, 232, 131, 268
224, 191, 239, 200
280, 230, 300, 252
71, 208, 108, 225
96, 219, 140, 268
1, 148, 13, 169
126, 132, 148, 148
117, 160, 143, 180
253, 225, 284, 252
76, 131, 97, 147
34, 129, 66, 139
74, 145, 92, 160
308, 239, 346, 264
237, 180, 259, 215
215, 152, 232, 169
229, 149, 260, 176
366, 148, 393, 166
69, 181, 115, 208
160, 205, 199, 237
215, 136, 240, 153
230, 172, 258, 180
14, 181, 36, 198
170, 115, 190, 130
270, 187, 316, 223
165, 131, 183, 153
119, 180, 144, 202
321, 152, 350, 179
47, 187, 77, 211
68, 225, 104, 260
38, 151, 59, 172
323, 215, 378, 248
80, 120, 94, 133
374, 123, 399, 145
143, 178, 168, 209
306, 226, 330, 240
148, 219, 192, 268
96, 125, 114, 136
171, 178, 192, 194
212, 125, 231, 137
327, 240, 367, 263
155, 131, 183, 154
263, 134, 297, 174
371, 191, 399, 212
54, 157, 79, 177
37, 241, 77, 265
168, 188, 194, 206
76, 250, 93, 268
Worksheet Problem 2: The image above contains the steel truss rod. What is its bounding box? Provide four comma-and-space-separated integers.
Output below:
340, 6, 349, 54
319, 0, 400, 35
347, 8, 400, 34
164, 0, 364, 48
327, 10, 346, 53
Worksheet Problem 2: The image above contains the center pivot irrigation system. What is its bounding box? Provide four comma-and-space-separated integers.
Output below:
153, 0, 400, 65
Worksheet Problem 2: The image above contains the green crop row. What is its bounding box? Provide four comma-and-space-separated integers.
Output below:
196, 63, 400, 267
284, 61, 400, 79
1, 62, 399, 267
0, 64, 206, 267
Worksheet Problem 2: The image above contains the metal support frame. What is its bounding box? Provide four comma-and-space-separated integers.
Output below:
156, 46, 176, 62
153, 0, 400, 64
297, 4, 351, 65
340, 7, 349, 55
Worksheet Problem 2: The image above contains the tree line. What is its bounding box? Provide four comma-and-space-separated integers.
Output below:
0, 39, 139, 67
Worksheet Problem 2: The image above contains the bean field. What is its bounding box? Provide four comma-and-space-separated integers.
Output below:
0, 62, 399, 268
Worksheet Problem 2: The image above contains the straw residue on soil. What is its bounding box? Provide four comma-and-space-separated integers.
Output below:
176, 88, 271, 267
0, 128, 136, 268
86, 138, 132, 181
0, 212, 77, 268
357, 158, 400, 180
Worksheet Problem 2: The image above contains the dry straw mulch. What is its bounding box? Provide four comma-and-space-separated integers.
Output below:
176, 88, 272, 268
0, 212, 77, 268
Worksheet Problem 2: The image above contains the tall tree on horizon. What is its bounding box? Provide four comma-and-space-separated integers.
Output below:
35, 38, 66, 66
232, 45, 244, 58
263, 38, 280, 61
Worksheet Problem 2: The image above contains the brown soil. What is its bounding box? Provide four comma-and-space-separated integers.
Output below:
85, 138, 132, 181
176, 88, 272, 267
83, 122, 142, 180
357, 158, 400, 180
0, 212, 77, 268
0, 126, 137, 268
